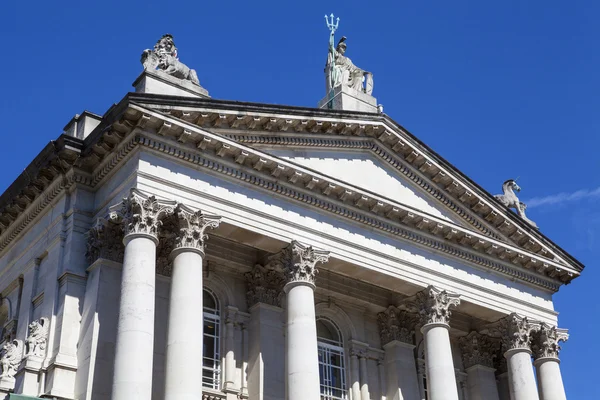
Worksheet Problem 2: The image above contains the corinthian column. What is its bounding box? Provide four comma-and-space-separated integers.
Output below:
271, 241, 329, 400
532, 324, 569, 400
458, 332, 501, 400
164, 205, 221, 400
377, 306, 420, 400
414, 286, 461, 400
494, 314, 539, 400
109, 189, 175, 400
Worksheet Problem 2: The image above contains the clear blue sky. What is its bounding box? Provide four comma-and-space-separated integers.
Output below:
2, 0, 598, 397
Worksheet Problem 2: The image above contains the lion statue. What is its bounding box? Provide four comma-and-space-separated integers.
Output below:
141, 34, 200, 85
0, 340, 22, 378
25, 317, 49, 358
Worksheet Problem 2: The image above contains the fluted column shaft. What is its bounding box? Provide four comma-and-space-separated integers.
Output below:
272, 241, 329, 400
164, 205, 221, 400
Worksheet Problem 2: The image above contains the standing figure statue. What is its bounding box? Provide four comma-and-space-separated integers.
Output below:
141, 34, 200, 86
494, 180, 538, 229
325, 14, 373, 96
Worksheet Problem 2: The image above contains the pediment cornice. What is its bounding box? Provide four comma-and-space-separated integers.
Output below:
0, 96, 581, 292
88, 103, 575, 290
128, 97, 579, 272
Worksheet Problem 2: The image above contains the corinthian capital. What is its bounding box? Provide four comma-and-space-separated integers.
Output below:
532, 323, 568, 360
491, 313, 537, 352
458, 332, 501, 369
245, 264, 286, 308
267, 240, 329, 286
109, 189, 176, 239
85, 218, 125, 264
172, 204, 221, 253
413, 286, 460, 326
377, 306, 418, 346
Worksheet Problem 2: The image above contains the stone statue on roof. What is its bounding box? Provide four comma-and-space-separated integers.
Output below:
325, 15, 373, 96
494, 179, 538, 229
141, 34, 200, 86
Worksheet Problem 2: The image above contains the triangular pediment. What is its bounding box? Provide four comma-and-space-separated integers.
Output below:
266, 148, 467, 227
55, 94, 578, 289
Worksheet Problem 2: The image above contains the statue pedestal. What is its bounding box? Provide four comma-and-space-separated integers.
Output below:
318, 85, 378, 113
0, 376, 15, 393
133, 70, 210, 98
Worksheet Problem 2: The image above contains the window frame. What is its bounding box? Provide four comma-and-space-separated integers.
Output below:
202, 288, 221, 390
317, 317, 348, 400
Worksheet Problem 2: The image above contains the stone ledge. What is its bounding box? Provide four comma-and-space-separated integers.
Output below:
133, 69, 209, 98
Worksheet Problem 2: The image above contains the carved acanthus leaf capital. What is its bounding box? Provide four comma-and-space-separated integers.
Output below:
86, 218, 125, 264
412, 286, 460, 326
173, 204, 221, 252
267, 240, 329, 286
109, 189, 175, 239
377, 306, 418, 345
458, 331, 501, 369
491, 313, 538, 352
244, 264, 286, 308
532, 324, 568, 360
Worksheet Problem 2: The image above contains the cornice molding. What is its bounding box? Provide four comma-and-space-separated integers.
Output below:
0, 102, 580, 291
149, 104, 571, 266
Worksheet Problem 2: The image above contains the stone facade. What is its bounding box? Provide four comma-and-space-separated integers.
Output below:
0, 49, 581, 400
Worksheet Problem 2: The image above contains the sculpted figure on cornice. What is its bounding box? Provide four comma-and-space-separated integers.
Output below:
109, 189, 176, 239
86, 218, 125, 264
531, 323, 568, 360
494, 179, 538, 229
245, 264, 286, 308
25, 317, 49, 358
0, 340, 22, 378
324, 14, 373, 96
409, 285, 461, 326
490, 313, 537, 352
377, 305, 418, 345
458, 331, 501, 369
141, 34, 201, 85
266, 240, 330, 286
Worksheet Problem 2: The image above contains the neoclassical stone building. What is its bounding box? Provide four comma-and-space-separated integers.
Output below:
0, 34, 581, 400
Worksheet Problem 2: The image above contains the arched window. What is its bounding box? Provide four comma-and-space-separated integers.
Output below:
203, 288, 221, 389
317, 317, 347, 400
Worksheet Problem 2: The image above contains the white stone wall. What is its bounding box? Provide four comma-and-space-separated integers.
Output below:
0, 143, 563, 399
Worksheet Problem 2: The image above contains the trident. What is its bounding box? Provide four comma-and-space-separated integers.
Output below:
324, 13, 339, 34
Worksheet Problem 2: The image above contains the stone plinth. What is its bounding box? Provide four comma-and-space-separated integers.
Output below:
318, 85, 378, 113
133, 70, 210, 98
